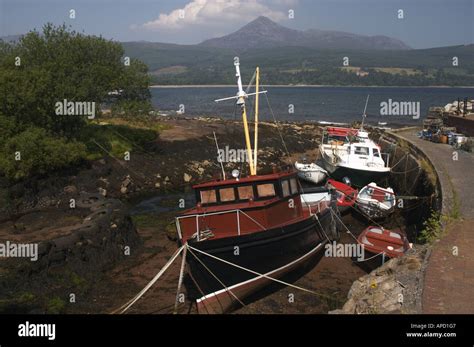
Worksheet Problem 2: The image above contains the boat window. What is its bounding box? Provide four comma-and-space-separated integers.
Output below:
373, 148, 381, 157
200, 190, 217, 204
389, 232, 402, 239
354, 146, 369, 155
257, 183, 276, 198
290, 178, 298, 194
237, 185, 254, 200
219, 187, 236, 202
282, 180, 290, 197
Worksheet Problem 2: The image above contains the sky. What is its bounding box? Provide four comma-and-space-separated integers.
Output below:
0, 0, 473, 49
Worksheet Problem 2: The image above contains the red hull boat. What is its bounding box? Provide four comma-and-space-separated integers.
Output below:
327, 179, 358, 213
357, 226, 411, 267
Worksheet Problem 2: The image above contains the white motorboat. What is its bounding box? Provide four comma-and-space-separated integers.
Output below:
356, 182, 396, 219
295, 161, 328, 184
319, 96, 391, 187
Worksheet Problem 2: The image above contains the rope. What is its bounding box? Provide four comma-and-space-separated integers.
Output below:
330, 208, 360, 243
187, 244, 336, 301
91, 138, 147, 181
113, 245, 185, 314
173, 246, 187, 314
390, 153, 408, 169
352, 250, 386, 263
329, 209, 386, 263
391, 165, 422, 174
186, 245, 246, 308
263, 91, 292, 162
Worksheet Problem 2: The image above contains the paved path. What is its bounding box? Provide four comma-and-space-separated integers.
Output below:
394, 129, 474, 313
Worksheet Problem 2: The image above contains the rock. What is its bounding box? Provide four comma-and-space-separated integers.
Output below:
122, 176, 131, 188
336, 247, 427, 314
197, 167, 205, 175
99, 177, 110, 187
164, 176, 170, 183
155, 182, 161, 188
98, 188, 107, 197
64, 185, 77, 194
120, 175, 132, 194
184, 173, 192, 182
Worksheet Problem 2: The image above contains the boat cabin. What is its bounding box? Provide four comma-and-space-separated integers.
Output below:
176, 170, 326, 243
322, 127, 359, 145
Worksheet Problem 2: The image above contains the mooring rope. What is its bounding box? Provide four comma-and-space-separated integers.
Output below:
329, 209, 387, 263
113, 245, 185, 314
173, 246, 187, 314
186, 244, 336, 301
186, 245, 246, 308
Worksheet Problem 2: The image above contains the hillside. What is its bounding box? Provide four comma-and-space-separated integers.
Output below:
121, 41, 474, 86
200, 16, 410, 51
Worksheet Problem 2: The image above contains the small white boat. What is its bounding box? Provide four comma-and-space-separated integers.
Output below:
295, 161, 328, 184
356, 182, 396, 219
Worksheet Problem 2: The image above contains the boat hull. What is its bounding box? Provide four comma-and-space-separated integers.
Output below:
185, 210, 333, 313
321, 160, 389, 188
297, 170, 327, 184
356, 202, 395, 219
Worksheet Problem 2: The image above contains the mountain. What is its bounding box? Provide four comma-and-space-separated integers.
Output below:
0, 34, 22, 43
200, 16, 411, 51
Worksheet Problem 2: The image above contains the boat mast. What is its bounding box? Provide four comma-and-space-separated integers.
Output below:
235, 61, 256, 175
361, 94, 370, 130
214, 60, 267, 177
253, 67, 260, 174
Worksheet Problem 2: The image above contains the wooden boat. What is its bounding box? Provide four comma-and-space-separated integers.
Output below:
356, 182, 396, 219
295, 161, 328, 184
175, 62, 338, 314
357, 226, 411, 268
327, 178, 358, 213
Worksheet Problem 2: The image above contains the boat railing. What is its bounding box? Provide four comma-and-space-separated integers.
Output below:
300, 193, 329, 216
175, 209, 266, 241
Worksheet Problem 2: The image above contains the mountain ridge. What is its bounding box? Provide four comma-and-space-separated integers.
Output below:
199, 16, 411, 50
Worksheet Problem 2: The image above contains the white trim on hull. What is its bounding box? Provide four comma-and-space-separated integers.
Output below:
195, 241, 326, 314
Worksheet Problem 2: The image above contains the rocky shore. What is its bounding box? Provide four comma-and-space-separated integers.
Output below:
0, 116, 325, 313
0, 117, 439, 314
330, 246, 429, 314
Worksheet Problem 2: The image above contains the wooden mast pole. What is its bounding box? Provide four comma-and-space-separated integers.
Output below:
253, 67, 259, 175
235, 61, 256, 175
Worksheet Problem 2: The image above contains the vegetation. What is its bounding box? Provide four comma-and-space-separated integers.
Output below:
46, 297, 66, 314
0, 24, 152, 181
79, 123, 157, 160
121, 42, 474, 86
418, 210, 444, 244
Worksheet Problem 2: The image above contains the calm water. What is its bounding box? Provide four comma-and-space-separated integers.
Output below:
151, 86, 473, 126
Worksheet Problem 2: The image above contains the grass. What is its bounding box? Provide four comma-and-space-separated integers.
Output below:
373, 67, 421, 75
80, 121, 160, 159
46, 297, 66, 314
131, 211, 177, 239
419, 158, 437, 188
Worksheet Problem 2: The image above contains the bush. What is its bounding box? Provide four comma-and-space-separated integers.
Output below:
0, 127, 86, 181
418, 211, 444, 244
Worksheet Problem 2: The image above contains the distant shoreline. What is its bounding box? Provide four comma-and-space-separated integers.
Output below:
150, 84, 474, 89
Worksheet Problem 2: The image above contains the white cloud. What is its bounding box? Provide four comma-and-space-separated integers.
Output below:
136, 0, 290, 31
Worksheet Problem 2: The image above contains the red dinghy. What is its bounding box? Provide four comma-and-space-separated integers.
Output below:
358, 226, 411, 259
327, 179, 358, 213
